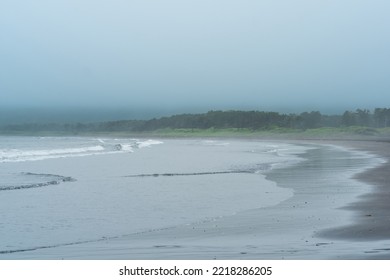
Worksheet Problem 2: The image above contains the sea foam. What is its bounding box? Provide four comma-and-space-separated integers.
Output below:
0, 138, 163, 162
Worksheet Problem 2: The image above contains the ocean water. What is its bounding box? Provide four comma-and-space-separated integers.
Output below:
0, 136, 307, 256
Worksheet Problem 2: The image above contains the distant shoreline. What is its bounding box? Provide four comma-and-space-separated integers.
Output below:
1, 108, 390, 139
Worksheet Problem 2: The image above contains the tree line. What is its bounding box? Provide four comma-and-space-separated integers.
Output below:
1, 108, 390, 133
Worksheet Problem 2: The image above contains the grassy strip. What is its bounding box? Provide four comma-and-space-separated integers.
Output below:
148, 127, 390, 139
1, 126, 390, 140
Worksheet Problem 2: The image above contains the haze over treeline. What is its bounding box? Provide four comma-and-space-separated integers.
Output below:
1, 108, 390, 135
0, 105, 380, 125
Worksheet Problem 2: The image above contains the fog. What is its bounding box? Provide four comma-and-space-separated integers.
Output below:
1, 0, 389, 122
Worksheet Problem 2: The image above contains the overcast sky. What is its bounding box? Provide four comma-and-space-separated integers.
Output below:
1, 0, 389, 117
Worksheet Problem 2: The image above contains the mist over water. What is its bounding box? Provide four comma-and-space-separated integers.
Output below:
0, 107, 174, 125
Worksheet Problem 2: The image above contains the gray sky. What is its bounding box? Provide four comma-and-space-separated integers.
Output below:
1, 0, 390, 117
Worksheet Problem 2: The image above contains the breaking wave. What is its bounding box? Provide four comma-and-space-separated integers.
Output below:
0, 138, 163, 163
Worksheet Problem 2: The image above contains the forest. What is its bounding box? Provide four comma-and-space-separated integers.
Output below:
1, 108, 390, 134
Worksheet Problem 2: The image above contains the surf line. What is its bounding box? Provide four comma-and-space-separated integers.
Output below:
125, 170, 254, 178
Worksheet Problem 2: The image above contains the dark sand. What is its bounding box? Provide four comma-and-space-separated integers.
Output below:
313, 140, 390, 258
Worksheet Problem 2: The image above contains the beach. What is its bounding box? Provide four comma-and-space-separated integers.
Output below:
1, 137, 390, 259
315, 140, 390, 258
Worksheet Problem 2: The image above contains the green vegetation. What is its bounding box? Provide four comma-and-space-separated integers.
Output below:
1, 108, 390, 139
142, 126, 390, 140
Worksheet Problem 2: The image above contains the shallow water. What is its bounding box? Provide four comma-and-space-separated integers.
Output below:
0, 136, 305, 256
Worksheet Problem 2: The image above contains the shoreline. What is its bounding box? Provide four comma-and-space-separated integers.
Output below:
1, 137, 390, 259
313, 140, 390, 243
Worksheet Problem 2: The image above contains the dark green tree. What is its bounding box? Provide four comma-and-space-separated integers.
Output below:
341, 111, 357, 126
299, 111, 322, 129
355, 109, 371, 126
374, 108, 390, 127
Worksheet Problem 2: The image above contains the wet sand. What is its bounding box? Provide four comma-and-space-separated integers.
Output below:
314, 140, 390, 258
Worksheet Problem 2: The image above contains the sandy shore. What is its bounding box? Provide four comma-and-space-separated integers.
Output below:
3, 138, 390, 260
313, 140, 390, 258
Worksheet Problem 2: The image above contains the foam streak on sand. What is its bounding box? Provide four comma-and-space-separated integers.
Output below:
125, 170, 258, 178
0, 172, 76, 191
